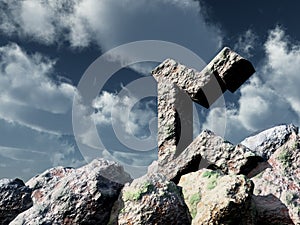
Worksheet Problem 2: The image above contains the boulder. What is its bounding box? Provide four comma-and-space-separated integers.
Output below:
0, 178, 32, 225
251, 132, 300, 224
241, 124, 298, 160
154, 130, 262, 183
10, 159, 132, 225
178, 169, 255, 225
109, 173, 191, 225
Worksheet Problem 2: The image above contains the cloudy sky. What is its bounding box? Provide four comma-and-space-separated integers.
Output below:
1, 0, 300, 180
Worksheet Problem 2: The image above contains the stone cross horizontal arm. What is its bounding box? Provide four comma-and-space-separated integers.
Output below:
151, 47, 255, 165
152, 47, 255, 108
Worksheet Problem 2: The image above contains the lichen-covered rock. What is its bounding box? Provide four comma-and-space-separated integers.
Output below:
241, 124, 298, 160
110, 173, 191, 225
178, 169, 255, 225
10, 158, 132, 225
154, 130, 262, 183
251, 133, 300, 224
0, 178, 32, 225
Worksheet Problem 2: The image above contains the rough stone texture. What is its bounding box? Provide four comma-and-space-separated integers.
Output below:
252, 195, 295, 225
241, 124, 298, 160
109, 173, 191, 225
156, 81, 193, 165
251, 132, 300, 225
156, 78, 193, 165
152, 47, 255, 108
152, 130, 262, 183
156, 81, 177, 163
152, 47, 255, 165
178, 169, 255, 225
10, 159, 132, 225
0, 178, 32, 225
3, 125, 300, 224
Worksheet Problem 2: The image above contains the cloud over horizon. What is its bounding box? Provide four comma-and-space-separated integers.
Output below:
204, 27, 300, 143
0, 0, 222, 61
1, 1, 300, 181
0, 43, 75, 134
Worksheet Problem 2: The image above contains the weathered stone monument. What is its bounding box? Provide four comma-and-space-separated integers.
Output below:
152, 47, 256, 166
3, 46, 300, 224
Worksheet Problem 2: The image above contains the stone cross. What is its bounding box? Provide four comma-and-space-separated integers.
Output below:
151, 47, 255, 165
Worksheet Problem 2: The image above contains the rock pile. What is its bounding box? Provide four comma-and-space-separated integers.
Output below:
0, 125, 299, 224
1, 48, 299, 224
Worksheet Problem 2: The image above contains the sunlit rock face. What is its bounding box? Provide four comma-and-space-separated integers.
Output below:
1, 125, 299, 225
178, 169, 255, 225
10, 159, 132, 225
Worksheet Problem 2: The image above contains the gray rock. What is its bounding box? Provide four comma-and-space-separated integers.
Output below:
252, 195, 295, 225
154, 130, 262, 183
156, 81, 193, 165
152, 47, 255, 108
0, 178, 32, 225
109, 173, 191, 225
178, 169, 255, 225
10, 158, 132, 225
152, 47, 255, 164
241, 124, 298, 160
251, 132, 300, 224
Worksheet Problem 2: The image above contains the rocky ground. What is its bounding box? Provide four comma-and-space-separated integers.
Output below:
1, 124, 299, 225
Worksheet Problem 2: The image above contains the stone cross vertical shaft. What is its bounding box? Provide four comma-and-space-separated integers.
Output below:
151, 47, 255, 165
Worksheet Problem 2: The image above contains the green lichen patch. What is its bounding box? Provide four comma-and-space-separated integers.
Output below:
123, 181, 154, 202
207, 180, 218, 190
277, 148, 293, 169
286, 192, 299, 206
189, 193, 201, 219
202, 170, 220, 190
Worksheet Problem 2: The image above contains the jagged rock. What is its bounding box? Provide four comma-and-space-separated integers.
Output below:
10, 158, 132, 225
152, 47, 255, 164
241, 124, 298, 160
152, 47, 255, 108
109, 173, 191, 225
178, 169, 255, 225
251, 132, 300, 224
0, 178, 32, 225
153, 130, 262, 183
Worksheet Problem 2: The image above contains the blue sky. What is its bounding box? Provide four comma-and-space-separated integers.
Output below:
1, 0, 300, 180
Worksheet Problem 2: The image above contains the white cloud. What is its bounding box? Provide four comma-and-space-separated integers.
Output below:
0, 0, 223, 179
204, 27, 300, 143
20, 1, 56, 44
92, 91, 156, 139
0, 0, 222, 60
234, 29, 258, 58
0, 43, 75, 134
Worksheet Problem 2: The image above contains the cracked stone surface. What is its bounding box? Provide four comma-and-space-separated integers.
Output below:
10, 159, 132, 225
152, 47, 255, 108
0, 178, 32, 225
241, 124, 298, 160
109, 173, 191, 225
251, 132, 300, 225
152, 47, 255, 164
178, 169, 255, 225
151, 130, 263, 183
